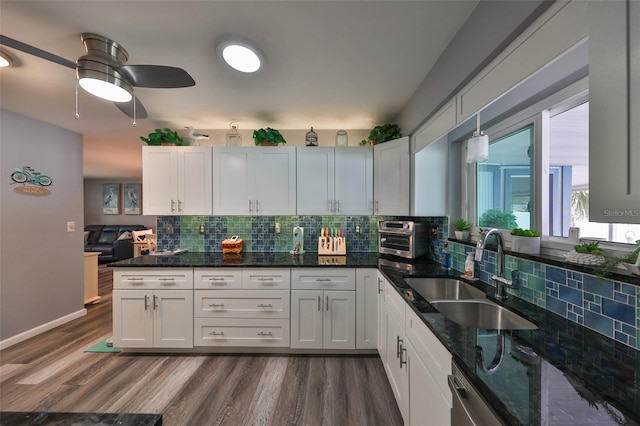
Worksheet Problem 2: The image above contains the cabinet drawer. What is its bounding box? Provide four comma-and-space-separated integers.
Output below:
385, 280, 406, 326
194, 290, 290, 319
406, 307, 451, 403
291, 268, 355, 290
114, 268, 193, 290
194, 318, 290, 347
242, 268, 290, 289
194, 269, 242, 289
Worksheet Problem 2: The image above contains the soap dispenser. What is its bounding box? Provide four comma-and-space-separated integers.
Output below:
465, 252, 475, 278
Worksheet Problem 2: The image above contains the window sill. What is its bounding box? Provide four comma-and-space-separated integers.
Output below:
449, 237, 640, 287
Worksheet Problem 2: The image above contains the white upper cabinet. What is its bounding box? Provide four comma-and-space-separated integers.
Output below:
212, 147, 296, 216
297, 147, 373, 215
589, 0, 640, 223
142, 146, 212, 215
374, 137, 410, 215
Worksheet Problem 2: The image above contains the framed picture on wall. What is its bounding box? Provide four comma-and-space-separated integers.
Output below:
123, 183, 142, 215
102, 183, 120, 215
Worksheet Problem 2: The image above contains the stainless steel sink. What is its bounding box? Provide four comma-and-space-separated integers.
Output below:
429, 300, 537, 330
403, 277, 486, 301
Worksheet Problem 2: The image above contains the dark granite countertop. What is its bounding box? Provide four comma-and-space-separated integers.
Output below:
379, 264, 640, 426
109, 251, 381, 268
0, 412, 162, 425
110, 252, 640, 425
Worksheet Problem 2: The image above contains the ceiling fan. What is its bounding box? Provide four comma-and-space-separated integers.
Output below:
0, 33, 195, 119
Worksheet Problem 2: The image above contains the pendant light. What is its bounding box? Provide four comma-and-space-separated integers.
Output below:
466, 113, 489, 163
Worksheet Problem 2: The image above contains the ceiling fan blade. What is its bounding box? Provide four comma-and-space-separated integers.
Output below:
0, 34, 75, 69
114, 96, 148, 119
118, 65, 195, 88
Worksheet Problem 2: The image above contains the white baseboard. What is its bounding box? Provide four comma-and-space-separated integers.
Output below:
0, 309, 87, 350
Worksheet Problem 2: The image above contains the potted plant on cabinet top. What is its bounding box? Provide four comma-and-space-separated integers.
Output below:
452, 218, 471, 240
253, 127, 286, 146
510, 228, 541, 255
359, 123, 402, 146
140, 128, 187, 146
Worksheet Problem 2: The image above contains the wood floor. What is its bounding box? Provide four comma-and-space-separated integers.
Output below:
0, 267, 403, 426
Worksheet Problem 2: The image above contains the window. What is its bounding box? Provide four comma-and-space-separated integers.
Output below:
469, 81, 640, 246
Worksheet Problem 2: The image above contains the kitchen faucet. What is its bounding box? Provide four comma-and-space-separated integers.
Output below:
476, 228, 513, 300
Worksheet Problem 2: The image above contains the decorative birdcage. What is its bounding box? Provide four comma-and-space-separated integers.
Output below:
305, 127, 318, 146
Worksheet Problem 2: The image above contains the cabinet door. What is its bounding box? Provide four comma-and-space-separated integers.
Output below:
296, 147, 335, 215
323, 290, 356, 350
355, 269, 378, 349
589, 0, 640, 222
384, 310, 409, 422
153, 289, 193, 348
212, 147, 252, 215
178, 147, 212, 215
377, 272, 387, 362
407, 340, 450, 426
335, 147, 373, 215
374, 137, 410, 215
142, 147, 178, 215
254, 147, 297, 215
113, 289, 153, 348
290, 290, 323, 349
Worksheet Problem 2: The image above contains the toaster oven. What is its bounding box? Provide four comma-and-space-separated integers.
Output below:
378, 220, 428, 259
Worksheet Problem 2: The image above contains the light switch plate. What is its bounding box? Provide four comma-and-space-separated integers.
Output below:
67, 221, 76, 232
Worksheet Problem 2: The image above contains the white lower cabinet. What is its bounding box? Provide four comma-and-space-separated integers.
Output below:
193, 268, 291, 348
112, 268, 194, 349
356, 268, 378, 349
384, 281, 409, 423
290, 268, 356, 349
377, 271, 387, 363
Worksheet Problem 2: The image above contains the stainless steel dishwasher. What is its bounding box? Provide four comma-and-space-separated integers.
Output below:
448, 361, 504, 425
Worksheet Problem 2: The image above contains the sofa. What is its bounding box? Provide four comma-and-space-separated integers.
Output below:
84, 225, 146, 263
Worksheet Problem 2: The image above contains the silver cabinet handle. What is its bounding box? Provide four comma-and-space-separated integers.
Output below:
258, 277, 274, 282
144, 294, 149, 310
400, 345, 407, 368
377, 278, 382, 294
335, 200, 340, 212
153, 295, 158, 310
375, 200, 379, 213
317, 295, 321, 311
171, 199, 176, 213
159, 277, 175, 282
316, 278, 331, 282
257, 303, 273, 308
255, 200, 260, 213
209, 303, 225, 308
326, 295, 329, 311
396, 336, 402, 358
178, 200, 183, 213
128, 277, 144, 281
258, 331, 273, 337
209, 331, 225, 336
249, 200, 253, 212
208, 277, 225, 282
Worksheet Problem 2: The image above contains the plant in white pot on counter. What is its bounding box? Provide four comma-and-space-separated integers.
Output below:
565, 242, 607, 266
452, 218, 471, 240
510, 228, 541, 255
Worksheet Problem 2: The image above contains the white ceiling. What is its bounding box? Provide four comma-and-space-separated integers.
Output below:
0, 0, 478, 179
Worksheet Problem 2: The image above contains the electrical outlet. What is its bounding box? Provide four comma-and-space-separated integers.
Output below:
165, 223, 173, 234
355, 224, 361, 234
430, 225, 439, 239
67, 221, 75, 232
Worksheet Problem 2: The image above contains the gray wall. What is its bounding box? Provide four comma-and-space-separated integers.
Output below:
84, 178, 156, 231
396, 0, 553, 135
0, 109, 84, 341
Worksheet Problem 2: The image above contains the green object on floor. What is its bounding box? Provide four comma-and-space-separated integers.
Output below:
84, 337, 121, 353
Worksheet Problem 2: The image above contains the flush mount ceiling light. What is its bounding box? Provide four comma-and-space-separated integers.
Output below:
466, 113, 489, 163
0, 50, 13, 67
217, 39, 263, 73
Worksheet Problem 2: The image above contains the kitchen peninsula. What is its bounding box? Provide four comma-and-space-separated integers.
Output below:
111, 252, 640, 425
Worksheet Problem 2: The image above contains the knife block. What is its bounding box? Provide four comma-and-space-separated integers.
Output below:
318, 237, 346, 255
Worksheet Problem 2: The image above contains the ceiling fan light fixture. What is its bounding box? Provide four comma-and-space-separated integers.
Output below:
0, 50, 13, 67
77, 58, 133, 103
218, 40, 262, 73
78, 77, 132, 102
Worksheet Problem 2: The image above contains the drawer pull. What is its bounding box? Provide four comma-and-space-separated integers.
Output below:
209, 303, 225, 308
258, 278, 274, 282
127, 277, 144, 281
258, 303, 273, 309
208, 277, 226, 281
209, 331, 225, 336
159, 278, 175, 282
258, 332, 273, 337
144, 295, 149, 310
315, 278, 331, 282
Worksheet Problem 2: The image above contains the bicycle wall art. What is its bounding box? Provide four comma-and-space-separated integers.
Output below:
10, 166, 53, 196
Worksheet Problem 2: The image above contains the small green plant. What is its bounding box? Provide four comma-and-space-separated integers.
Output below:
478, 208, 518, 230
140, 128, 186, 146
253, 127, 286, 145
453, 218, 471, 232
359, 123, 402, 146
573, 242, 605, 256
594, 240, 640, 278
511, 228, 540, 237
